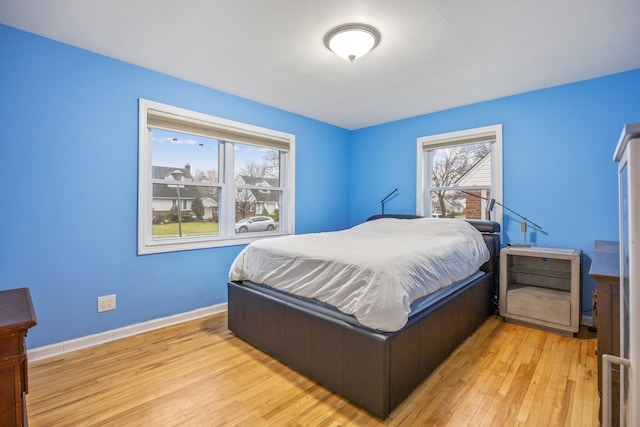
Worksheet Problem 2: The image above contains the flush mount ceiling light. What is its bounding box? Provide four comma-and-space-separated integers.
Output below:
324, 23, 381, 62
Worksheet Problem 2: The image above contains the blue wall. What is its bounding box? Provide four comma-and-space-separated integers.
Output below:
0, 25, 351, 348
349, 69, 640, 316
2, 24, 639, 347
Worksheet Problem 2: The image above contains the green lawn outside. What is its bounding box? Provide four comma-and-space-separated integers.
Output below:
153, 221, 219, 239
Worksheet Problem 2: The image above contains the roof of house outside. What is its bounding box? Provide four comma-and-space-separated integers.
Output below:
456, 154, 491, 187
238, 175, 280, 203
152, 164, 201, 199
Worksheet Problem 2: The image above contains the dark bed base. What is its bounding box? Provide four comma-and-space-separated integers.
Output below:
227, 216, 500, 419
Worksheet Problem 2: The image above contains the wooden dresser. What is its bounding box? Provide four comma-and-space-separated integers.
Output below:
0, 288, 37, 427
589, 240, 620, 426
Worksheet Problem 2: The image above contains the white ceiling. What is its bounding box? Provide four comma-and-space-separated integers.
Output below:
2, 0, 640, 130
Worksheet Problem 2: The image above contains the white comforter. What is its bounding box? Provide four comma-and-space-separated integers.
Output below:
229, 218, 490, 332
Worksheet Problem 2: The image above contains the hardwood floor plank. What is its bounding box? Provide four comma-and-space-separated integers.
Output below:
26, 315, 598, 426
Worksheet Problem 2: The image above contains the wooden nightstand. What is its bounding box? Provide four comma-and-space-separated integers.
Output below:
500, 246, 581, 336
0, 288, 37, 427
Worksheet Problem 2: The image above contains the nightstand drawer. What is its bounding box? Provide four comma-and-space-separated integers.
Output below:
506, 285, 571, 326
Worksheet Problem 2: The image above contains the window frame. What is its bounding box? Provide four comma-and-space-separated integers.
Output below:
416, 124, 503, 227
138, 99, 295, 255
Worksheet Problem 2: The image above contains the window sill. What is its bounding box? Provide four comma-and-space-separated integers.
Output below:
138, 231, 290, 255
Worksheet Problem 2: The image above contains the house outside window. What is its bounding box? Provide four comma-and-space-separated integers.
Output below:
138, 99, 295, 254
236, 175, 280, 218
416, 125, 502, 224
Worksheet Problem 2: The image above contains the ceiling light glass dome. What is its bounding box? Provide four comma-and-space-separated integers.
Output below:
324, 23, 381, 62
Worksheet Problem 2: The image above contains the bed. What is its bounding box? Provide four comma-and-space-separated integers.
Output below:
227, 214, 500, 418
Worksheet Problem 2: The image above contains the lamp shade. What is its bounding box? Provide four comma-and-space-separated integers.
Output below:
324, 24, 380, 62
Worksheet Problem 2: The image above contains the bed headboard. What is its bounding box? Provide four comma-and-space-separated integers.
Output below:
366, 214, 501, 303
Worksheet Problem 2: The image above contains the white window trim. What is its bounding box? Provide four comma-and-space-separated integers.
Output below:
138, 99, 295, 254
416, 124, 503, 227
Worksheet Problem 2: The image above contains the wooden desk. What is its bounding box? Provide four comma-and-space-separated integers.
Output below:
0, 288, 37, 427
589, 240, 620, 426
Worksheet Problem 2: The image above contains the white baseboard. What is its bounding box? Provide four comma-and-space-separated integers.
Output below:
28, 303, 227, 362
28, 306, 592, 362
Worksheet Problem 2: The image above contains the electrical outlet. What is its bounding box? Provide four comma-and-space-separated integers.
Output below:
97, 294, 116, 312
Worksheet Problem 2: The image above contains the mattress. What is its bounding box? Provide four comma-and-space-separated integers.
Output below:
237, 270, 484, 332
229, 217, 490, 332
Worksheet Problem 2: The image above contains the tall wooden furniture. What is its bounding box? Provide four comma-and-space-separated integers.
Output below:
612, 122, 640, 426
0, 288, 37, 427
589, 240, 620, 426
500, 246, 581, 336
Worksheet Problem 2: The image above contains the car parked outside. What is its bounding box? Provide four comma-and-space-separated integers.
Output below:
235, 216, 276, 233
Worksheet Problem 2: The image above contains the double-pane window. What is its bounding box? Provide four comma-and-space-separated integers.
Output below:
138, 99, 295, 254
417, 125, 502, 223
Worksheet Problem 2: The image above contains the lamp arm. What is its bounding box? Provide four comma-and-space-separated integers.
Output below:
381, 188, 398, 204
490, 199, 542, 230
459, 190, 542, 230
380, 188, 398, 215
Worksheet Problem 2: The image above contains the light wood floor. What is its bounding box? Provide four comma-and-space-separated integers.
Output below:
26, 314, 599, 426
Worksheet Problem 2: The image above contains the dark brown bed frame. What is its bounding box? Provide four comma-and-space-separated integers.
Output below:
227, 215, 500, 419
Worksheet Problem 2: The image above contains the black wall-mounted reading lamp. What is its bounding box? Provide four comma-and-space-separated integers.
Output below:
380, 188, 398, 215
488, 198, 542, 247
461, 190, 542, 247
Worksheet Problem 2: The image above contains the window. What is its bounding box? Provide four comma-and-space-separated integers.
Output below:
138, 99, 295, 254
416, 125, 502, 224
